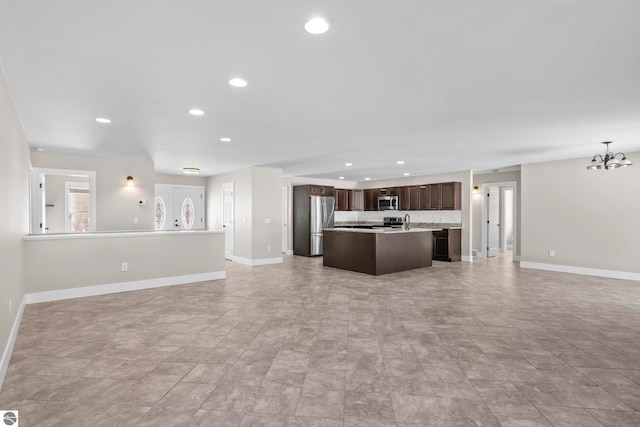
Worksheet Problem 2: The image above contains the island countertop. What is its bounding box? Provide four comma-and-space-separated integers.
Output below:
323, 227, 441, 234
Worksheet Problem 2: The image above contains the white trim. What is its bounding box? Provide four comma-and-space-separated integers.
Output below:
514, 255, 521, 261
228, 255, 284, 266
461, 255, 473, 262
24, 230, 223, 241
520, 261, 640, 282
284, 250, 294, 256
0, 295, 26, 389
25, 271, 226, 304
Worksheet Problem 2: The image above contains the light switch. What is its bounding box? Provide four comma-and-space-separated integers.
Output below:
264, 218, 271, 224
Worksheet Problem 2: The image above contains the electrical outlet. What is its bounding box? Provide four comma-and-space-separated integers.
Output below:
548, 250, 555, 257
133, 217, 139, 225
267, 246, 271, 252
121, 262, 128, 272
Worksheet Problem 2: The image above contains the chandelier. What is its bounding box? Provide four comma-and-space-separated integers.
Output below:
586, 141, 633, 170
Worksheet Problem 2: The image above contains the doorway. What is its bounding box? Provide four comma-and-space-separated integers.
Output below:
222, 182, 234, 260
154, 184, 205, 230
480, 181, 518, 261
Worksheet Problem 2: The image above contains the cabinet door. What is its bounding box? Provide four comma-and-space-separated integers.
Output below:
441, 182, 461, 210
336, 189, 351, 211
418, 185, 429, 210
428, 184, 442, 210
352, 190, 364, 211
408, 186, 419, 210
398, 187, 409, 210
364, 189, 378, 211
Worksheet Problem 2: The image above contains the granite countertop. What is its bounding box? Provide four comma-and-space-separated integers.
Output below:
335, 221, 462, 229
324, 227, 441, 234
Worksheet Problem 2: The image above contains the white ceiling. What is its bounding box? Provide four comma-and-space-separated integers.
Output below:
1, 0, 639, 181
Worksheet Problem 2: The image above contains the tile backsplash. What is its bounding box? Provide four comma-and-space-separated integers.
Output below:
335, 210, 461, 224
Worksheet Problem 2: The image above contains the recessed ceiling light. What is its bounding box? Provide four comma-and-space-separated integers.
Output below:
95, 117, 111, 124
182, 167, 200, 175
304, 17, 330, 34
229, 78, 248, 88
364, 177, 371, 181
403, 172, 410, 176
188, 109, 204, 116
33, 147, 45, 152
345, 162, 353, 166
396, 160, 405, 165
220, 137, 232, 143
338, 176, 344, 180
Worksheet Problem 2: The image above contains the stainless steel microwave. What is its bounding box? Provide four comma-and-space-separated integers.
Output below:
378, 196, 398, 210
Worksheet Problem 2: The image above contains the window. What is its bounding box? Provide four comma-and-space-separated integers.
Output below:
155, 196, 166, 230
181, 197, 195, 229
67, 185, 90, 232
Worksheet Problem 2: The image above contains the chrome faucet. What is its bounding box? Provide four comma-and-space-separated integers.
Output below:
403, 213, 410, 230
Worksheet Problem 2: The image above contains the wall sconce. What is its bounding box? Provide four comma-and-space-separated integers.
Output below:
126, 176, 135, 186
472, 186, 479, 194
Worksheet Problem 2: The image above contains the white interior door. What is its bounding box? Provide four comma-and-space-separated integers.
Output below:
282, 186, 288, 253
222, 182, 234, 259
487, 186, 500, 257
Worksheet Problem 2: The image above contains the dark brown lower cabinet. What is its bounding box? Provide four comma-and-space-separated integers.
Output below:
432, 229, 461, 262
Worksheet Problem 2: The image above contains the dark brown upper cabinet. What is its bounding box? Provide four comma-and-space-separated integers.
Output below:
440, 182, 461, 210
399, 186, 419, 210
335, 189, 351, 211
309, 185, 335, 196
364, 188, 379, 211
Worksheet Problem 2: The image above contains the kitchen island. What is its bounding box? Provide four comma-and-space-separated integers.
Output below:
323, 228, 438, 275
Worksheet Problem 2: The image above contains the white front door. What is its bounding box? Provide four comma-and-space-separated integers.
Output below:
222, 182, 234, 259
173, 187, 204, 230
487, 186, 500, 257
155, 184, 205, 230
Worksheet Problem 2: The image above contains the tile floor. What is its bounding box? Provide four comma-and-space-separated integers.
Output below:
2, 254, 640, 426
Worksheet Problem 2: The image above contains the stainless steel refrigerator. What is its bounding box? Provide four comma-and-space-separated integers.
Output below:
309, 196, 335, 256
293, 185, 335, 257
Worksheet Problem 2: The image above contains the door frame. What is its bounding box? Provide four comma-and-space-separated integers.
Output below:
282, 185, 288, 254
30, 168, 97, 234
222, 182, 234, 260
480, 180, 518, 261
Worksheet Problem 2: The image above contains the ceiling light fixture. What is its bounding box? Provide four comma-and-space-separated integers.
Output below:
188, 109, 204, 116
33, 147, 45, 152
396, 161, 405, 165
304, 17, 330, 34
364, 177, 371, 181
345, 162, 353, 166
182, 167, 200, 175
229, 78, 248, 88
587, 141, 633, 170
95, 117, 111, 124
338, 176, 344, 180
220, 137, 232, 143
403, 172, 410, 176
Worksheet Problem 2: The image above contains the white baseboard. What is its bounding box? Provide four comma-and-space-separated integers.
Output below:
520, 261, 640, 282
229, 256, 283, 266
461, 255, 473, 262
25, 271, 226, 304
0, 295, 26, 389
283, 250, 293, 256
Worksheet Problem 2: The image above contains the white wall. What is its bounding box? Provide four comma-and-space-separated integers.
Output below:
521, 155, 640, 277
155, 173, 206, 187
24, 232, 225, 296
31, 152, 156, 231
0, 64, 30, 386
207, 167, 282, 264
